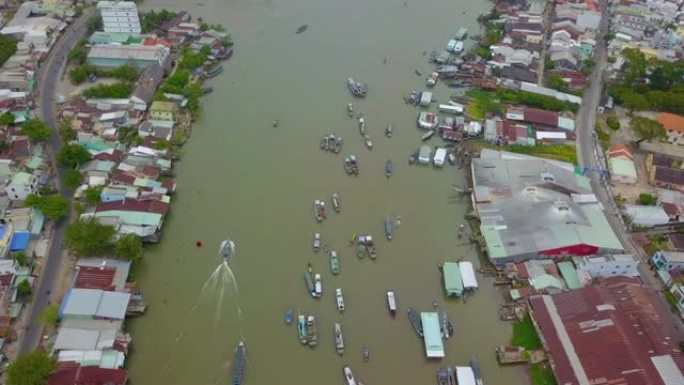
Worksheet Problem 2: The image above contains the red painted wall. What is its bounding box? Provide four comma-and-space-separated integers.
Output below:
540, 244, 599, 257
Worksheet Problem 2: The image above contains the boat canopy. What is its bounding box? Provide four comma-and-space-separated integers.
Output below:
443, 262, 464, 296
433, 148, 447, 167
459, 261, 478, 290
456, 367, 476, 385
420, 312, 444, 358
418, 145, 432, 165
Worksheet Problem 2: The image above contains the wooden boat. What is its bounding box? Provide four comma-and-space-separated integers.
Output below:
298, 314, 307, 344
332, 193, 341, 213
307, 262, 313, 275
335, 288, 345, 312
437, 368, 449, 385
385, 124, 393, 138
426, 71, 439, 87
334, 323, 345, 355
330, 251, 340, 275
334, 136, 343, 153
314, 274, 322, 298
347, 78, 368, 97
447, 367, 455, 385
421, 130, 435, 141
201, 86, 213, 95
384, 217, 393, 240
448, 153, 456, 165
304, 273, 315, 298
347, 103, 354, 117
231, 341, 246, 385
349, 232, 357, 246
285, 308, 294, 325
358, 116, 366, 135
313, 200, 327, 222
385, 160, 392, 178
470, 359, 483, 385
440, 310, 450, 339
296, 24, 308, 33
362, 346, 370, 362
365, 236, 376, 259
364, 135, 373, 150
387, 291, 397, 316
344, 155, 359, 175
343, 366, 357, 385
306, 315, 317, 347
409, 150, 419, 164
447, 321, 454, 338
204, 65, 223, 78
313, 232, 321, 252
407, 308, 424, 337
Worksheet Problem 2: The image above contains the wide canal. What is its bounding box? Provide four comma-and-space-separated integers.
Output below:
128, 0, 527, 384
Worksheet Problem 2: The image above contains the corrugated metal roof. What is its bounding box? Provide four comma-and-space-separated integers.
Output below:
443, 262, 463, 296
529, 277, 684, 385
420, 312, 444, 358
459, 261, 478, 289
558, 261, 582, 290
61, 289, 130, 320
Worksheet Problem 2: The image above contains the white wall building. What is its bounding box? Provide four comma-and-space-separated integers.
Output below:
574, 254, 640, 278
97, 1, 141, 34
7, 172, 37, 201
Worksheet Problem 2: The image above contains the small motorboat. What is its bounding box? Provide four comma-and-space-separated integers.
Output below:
201, 86, 213, 95
335, 288, 345, 312
298, 314, 307, 344
304, 272, 315, 298
447, 321, 454, 338
362, 346, 370, 362
421, 130, 435, 141
313, 232, 321, 252
426, 72, 439, 87
470, 358, 483, 385
384, 217, 393, 240
306, 315, 317, 347
343, 366, 357, 385
285, 308, 294, 325
334, 323, 345, 355
407, 308, 424, 337
314, 274, 322, 298
447, 367, 455, 385
358, 117, 366, 135
347, 103, 354, 117
344, 155, 359, 175
330, 251, 340, 275
296, 24, 308, 33
332, 193, 341, 213
313, 200, 327, 222
437, 368, 449, 385
334, 136, 343, 153
219, 240, 235, 263
347, 78, 368, 97
387, 291, 397, 316
361, 236, 376, 259
364, 135, 373, 150
385, 160, 392, 178
307, 262, 313, 275
448, 153, 457, 165
385, 124, 393, 138
409, 150, 419, 164
231, 341, 246, 385
414, 70, 422, 76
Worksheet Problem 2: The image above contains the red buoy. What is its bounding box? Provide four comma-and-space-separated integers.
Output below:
196, 241, 203, 247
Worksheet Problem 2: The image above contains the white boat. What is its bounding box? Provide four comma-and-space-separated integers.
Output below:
453, 41, 464, 53
447, 39, 458, 52
417, 111, 438, 129
335, 288, 345, 312
343, 366, 357, 385
426, 72, 439, 87
421, 130, 435, 141
418, 145, 432, 165
448, 153, 457, 165
219, 239, 235, 263
439, 103, 463, 115
358, 117, 366, 135
313, 232, 321, 252
387, 291, 397, 315
334, 323, 345, 355
364, 135, 373, 150
314, 274, 322, 298
434, 147, 447, 167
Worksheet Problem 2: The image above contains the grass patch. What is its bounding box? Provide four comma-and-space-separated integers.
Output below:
465, 89, 503, 120
664, 290, 678, 309
494, 144, 577, 164
530, 363, 557, 385
511, 314, 542, 350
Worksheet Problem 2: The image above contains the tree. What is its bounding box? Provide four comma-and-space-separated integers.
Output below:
57, 144, 91, 168
7, 351, 57, 385
63, 170, 83, 190
546, 73, 568, 92
38, 305, 59, 327
65, 219, 115, 257
17, 279, 31, 296
0, 111, 14, 125
86, 15, 103, 33
12, 251, 26, 266
59, 119, 77, 143
84, 185, 104, 206
0, 34, 18, 68
638, 193, 658, 206
606, 116, 621, 130
20, 119, 53, 142
68, 40, 88, 65
25, 194, 69, 221
115, 234, 144, 263
631, 116, 666, 144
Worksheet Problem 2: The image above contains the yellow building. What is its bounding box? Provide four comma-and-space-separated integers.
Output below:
149, 101, 178, 122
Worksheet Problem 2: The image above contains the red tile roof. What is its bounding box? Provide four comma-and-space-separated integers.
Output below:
96, 199, 169, 215
656, 112, 684, 133
529, 277, 684, 385
74, 266, 116, 291
607, 144, 634, 160
48, 366, 127, 385
523, 107, 559, 127
93, 150, 124, 163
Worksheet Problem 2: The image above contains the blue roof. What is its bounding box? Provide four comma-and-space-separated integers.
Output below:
0, 225, 7, 240
10, 231, 30, 251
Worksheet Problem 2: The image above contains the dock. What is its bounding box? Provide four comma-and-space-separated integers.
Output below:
443, 262, 463, 297
496, 346, 546, 364
420, 312, 444, 358
126, 293, 147, 316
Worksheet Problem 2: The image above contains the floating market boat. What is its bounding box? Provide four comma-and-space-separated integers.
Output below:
304, 272, 315, 298
385, 160, 392, 178
427, 71, 439, 86
344, 155, 359, 175
447, 367, 456, 385
313, 232, 321, 252
330, 251, 340, 275
231, 341, 246, 385
470, 359, 483, 385
418, 111, 438, 130
358, 235, 376, 259
363, 346, 370, 362
332, 193, 341, 213
343, 366, 357, 385
364, 135, 373, 150
334, 323, 345, 355
448, 153, 456, 165
313, 200, 327, 222
201, 86, 213, 95
347, 103, 354, 117
437, 368, 449, 385
204, 65, 223, 78
447, 321, 454, 338
384, 217, 393, 240
453, 41, 464, 53
306, 315, 317, 347
347, 78, 368, 97
314, 274, 322, 298
385, 124, 393, 138
387, 291, 397, 315
334, 136, 343, 153
296, 24, 308, 33
454, 27, 468, 40
440, 310, 450, 339
408, 308, 424, 337
421, 130, 435, 141
285, 308, 294, 325
446, 39, 458, 52
358, 116, 366, 135
298, 314, 307, 344
409, 150, 419, 164
335, 288, 345, 312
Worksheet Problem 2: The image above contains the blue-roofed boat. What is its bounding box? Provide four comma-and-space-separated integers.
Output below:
304, 272, 315, 298
231, 341, 246, 385
408, 308, 423, 337
385, 160, 393, 178
470, 359, 483, 385
330, 251, 340, 275
298, 314, 307, 344
285, 308, 294, 325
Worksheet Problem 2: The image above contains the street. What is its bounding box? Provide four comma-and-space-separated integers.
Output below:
16, 9, 95, 355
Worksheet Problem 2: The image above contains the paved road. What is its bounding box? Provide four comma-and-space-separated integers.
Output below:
17, 9, 95, 356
